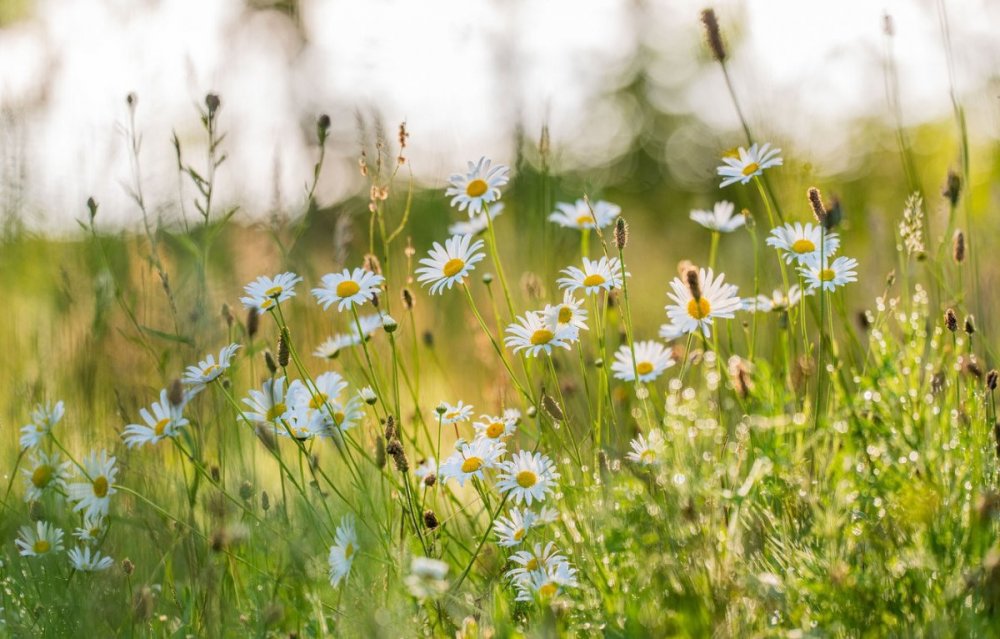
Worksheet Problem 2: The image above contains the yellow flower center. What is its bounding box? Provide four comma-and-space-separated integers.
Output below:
461, 457, 484, 473
466, 178, 488, 197
345, 542, 355, 559
513, 528, 526, 541
636, 361, 654, 376
485, 422, 505, 438
333, 411, 346, 425
31, 465, 54, 488
687, 298, 712, 320
445, 411, 459, 421
33, 540, 51, 554
309, 393, 329, 410
202, 364, 220, 377
582, 274, 605, 288
557, 306, 572, 324
539, 582, 558, 598
260, 298, 275, 310
516, 470, 538, 488
526, 558, 539, 571
575, 214, 593, 226
820, 268, 836, 282
641, 449, 656, 463
264, 285, 283, 297
442, 258, 465, 278
93, 475, 109, 498
530, 329, 554, 345
741, 161, 760, 176
336, 280, 361, 298
154, 418, 170, 436
265, 403, 287, 421
791, 238, 816, 254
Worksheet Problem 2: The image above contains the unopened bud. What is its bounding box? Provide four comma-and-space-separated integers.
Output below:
205, 93, 221, 116
423, 509, 439, 530
965, 315, 975, 336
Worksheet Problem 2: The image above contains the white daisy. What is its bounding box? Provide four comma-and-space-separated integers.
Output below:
415, 234, 486, 295
67, 450, 118, 520
328, 515, 357, 587
439, 437, 505, 487
494, 507, 537, 547
557, 256, 626, 296
690, 200, 744, 233
21, 450, 70, 502
242, 377, 291, 426
15, 521, 64, 557
513, 561, 578, 602
73, 514, 106, 545
473, 414, 518, 441
496, 451, 559, 506
445, 157, 509, 216
548, 199, 620, 230
799, 255, 859, 292
741, 285, 810, 313
626, 429, 666, 466
658, 322, 686, 343
182, 343, 240, 389
240, 272, 303, 312
542, 291, 588, 333
19, 400, 65, 450
313, 333, 362, 359
122, 389, 189, 448
353, 312, 393, 339
312, 267, 384, 312
717, 143, 783, 187
448, 203, 504, 236
440, 401, 474, 425
766, 222, 840, 265
610, 340, 675, 383
404, 557, 450, 599
533, 505, 560, 525
68, 546, 114, 572
504, 311, 577, 358
506, 542, 570, 585
664, 268, 742, 338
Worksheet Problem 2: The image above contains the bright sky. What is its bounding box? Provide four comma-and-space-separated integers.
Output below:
0, 0, 997, 231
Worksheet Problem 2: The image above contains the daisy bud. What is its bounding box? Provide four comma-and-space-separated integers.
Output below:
317, 114, 331, 142
594, 358, 604, 368
435, 403, 448, 415
401, 288, 415, 311
168, 378, 185, 407
361, 386, 377, 405
383, 315, 399, 333
986, 369, 998, 391
482, 272, 494, 285
239, 480, 254, 501
453, 438, 467, 451
205, 93, 221, 116
965, 315, 976, 336
86, 196, 98, 221
945, 308, 958, 333
121, 558, 135, 576
614, 217, 629, 250
277, 329, 290, 368
363, 253, 383, 276
526, 405, 537, 418
375, 437, 386, 469
807, 187, 827, 225
542, 392, 564, 422
221, 303, 234, 329
423, 473, 436, 488
943, 170, 962, 207
423, 509, 439, 530
684, 267, 702, 301
700, 8, 727, 63
261, 490, 271, 512
246, 307, 260, 340
264, 350, 278, 375
952, 230, 965, 264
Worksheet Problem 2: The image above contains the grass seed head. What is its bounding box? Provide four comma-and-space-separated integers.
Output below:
807, 187, 827, 225
246, 307, 260, 339
264, 350, 278, 376
945, 308, 959, 333
423, 509, 439, 530
700, 8, 727, 63
614, 216, 629, 250
542, 391, 565, 422
943, 170, 962, 207
953, 230, 965, 264
277, 329, 290, 368
168, 378, 185, 407
986, 369, 998, 391
402, 287, 415, 310
685, 266, 702, 301
965, 315, 975, 336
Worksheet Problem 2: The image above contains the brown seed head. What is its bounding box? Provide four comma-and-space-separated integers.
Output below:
246, 307, 260, 340
953, 229, 965, 264
423, 509, 439, 530
221, 303, 234, 329
965, 315, 975, 336
168, 378, 185, 407
277, 329, 290, 368
943, 170, 962, 207
614, 217, 629, 251
807, 187, 827, 225
264, 350, 278, 375
205, 93, 221, 116
987, 369, 998, 391
700, 9, 727, 63
945, 308, 958, 333
122, 558, 135, 576
402, 287, 415, 310
363, 253, 383, 275
685, 267, 702, 301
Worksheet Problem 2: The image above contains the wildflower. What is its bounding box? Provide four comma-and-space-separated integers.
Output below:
405, 557, 450, 599
313, 268, 384, 312
328, 515, 357, 587
67, 450, 118, 520
182, 344, 240, 389
360, 386, 377, 405
741, 285, 810, 313
494, 507, 537, 547
799, 255, 858, 292
626, 430, 666, 466
548, 199, 620, 230
68, 546, 114, 572
122, 389, 190, 448
15, 521, 64, 557
448, 203, 504, 236
473, 414, 518, 441
19, 400, 65, 450
513, 561, 578, 602
658, 322, 686, 342
415, 234, 486, 294
73, 514, 106, 544
717, 143, 782, 187
506, 542, 570, 585
240, 272, 303, 312
665, 268, 741, 337
440, 401, 474, 425
313, 333, 361, 359
439, 437, 505, 487
445, 157, 509, 216
610, 340, 675, 383
557, 256, 626, 296
22, 450, 70, 502
766, 222, 840, 265
504, 311, 577, 358
242, 377, 291, 426
542, 291, 588, 333
496, 451, 559, 506
690, 201, 744, 233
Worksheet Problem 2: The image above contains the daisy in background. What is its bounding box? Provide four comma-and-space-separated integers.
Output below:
15, 521, 64, 557
742, 285, 811, 313
182, 343, 240, 390
68, 546, 114, 572
496, 451, 559, 506
766, 222, 840, 265
690, 200, 744, 233
328, 515, 357, 587
543, 291, 588, 333
287, 372, 348, 414
506, 542, 570, 585
505, 311, 577, 358
446, 157, 509, 216
658, 322, 686, 343
416, 234, 485, 295
404, 557, 450, 600
494, 507, 536, 547
242, 377, 290, 426
448, 203, 504, 236
665, 267, 741, 338
800, 255, 859, 292
439, 437, 506, 487
68, 450, 118, 520
717, 142, 782, 187
74, 514, 106, 544
557, 256, 626, 296
611, 340, 675, 383
122, 389, 190, 448
22, 450, 70, 502
240, 272, 302, 312
19, 400, 65, 450
513, 561, 579, 602
473, 414, 518, 441
626, 429, 666, 466
313, 267, 384, 312
439, 400, 474, 425
548, 199, 620, 231
314, 395, 365, 435
313, 333, 362, 359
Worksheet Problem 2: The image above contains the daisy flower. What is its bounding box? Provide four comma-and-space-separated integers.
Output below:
440, 401, 474, 425
445, 157, 509, 216
21, 450, 70, 502
448, 203, 504, 236
19, 400, 65, 450
504, 311, 577, 358
800, 255, 859, 292
182, 343, 240, 389
610, 340, 675, 383
690, 200, 744, 233
242, 377, 290, 425
473, 414, 518, 441
439, 437, 505, 487
240, 272, 302, 312
68, 450, 118, 520
122, 389, 189, 448
548, 199, 620, 230
494, 507, 537, 547
404, 557, 450, 599
717, 143, 782, 187
626, 429, 666, 466
288, 372, 348, 412
557, 256, 626, 296
314, 396, 365, 435
542, 291, 588, 333
741, 285, 810, 313
513, 561, 578, 602
506, 542, 570, 585
73, 514, 106, 544
415, 234, 486, 295
665, 268, 741, 338
766, 222, 840, 265
313, 267, 384, 312
68, 546, 114, 572
313, 333, 361, 359
15, 521, 64, 557
658, 322, 686, 343
496, 451, 559, 506
328, 515, 357, 587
